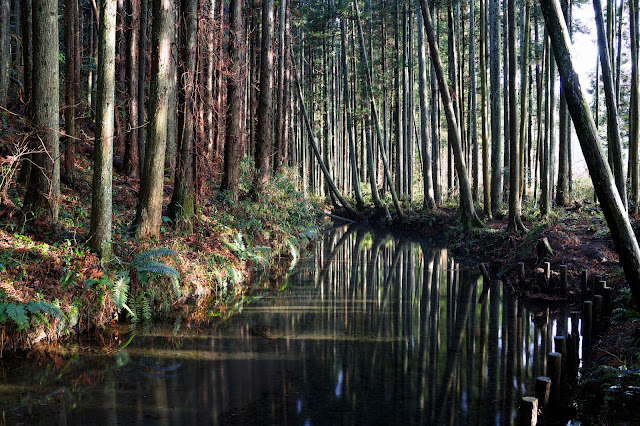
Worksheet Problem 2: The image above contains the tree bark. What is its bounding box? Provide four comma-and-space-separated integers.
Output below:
631, 0, 640, 214
137, 0, 148, 178
0, 0, 9, 107
594, 0, 627, 209
417, 7, 435, 212
135, 0, 171, 238
480, 0, 491, 217
541, 0, 640, 305
220, 0, 246, 202
489, 0, 502, 212
124, 0, 140, 178
419, 0, 484, 228
167, 0, 197, 235
254, 0, 275, 189
63, 0, 78, 183
89, 0, 117, 257
507, 0, 526, 232
24, 0, 60, 225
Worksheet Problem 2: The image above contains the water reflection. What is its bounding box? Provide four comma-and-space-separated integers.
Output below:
1, 226, 572, 425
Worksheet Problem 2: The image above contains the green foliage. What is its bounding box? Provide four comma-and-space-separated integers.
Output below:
0, 300, 63, 330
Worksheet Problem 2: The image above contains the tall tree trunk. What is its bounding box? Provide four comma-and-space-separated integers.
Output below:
556, 0, 569, 206
90, 0, 117, 257
340, 14, 365, 211
220, 0, 246, 201
519, 1, 531, 202
0, 0, 9, 107
168, 0, 197, 235
135, 0, 171, 238
489, 0, 502, 212
63, 0, 78, 182
541, 32, 551, 216
480, 0, 491, 217
417, 6, 435, 212
137, 0, 148, 178
291, 45, 360, 219
273, 0, 287, 172
353, 0, 388, 214
419, 0, 484, 228
124, 0, 140, 177
254, 0, 275, 189
470, 0, 479, 203
631, 0, 639, 214
24, 0, 60, 225
430, 4, 441, 204
541, 0, 640, 306
507, 0, 526, 231
594, 0, 627, 209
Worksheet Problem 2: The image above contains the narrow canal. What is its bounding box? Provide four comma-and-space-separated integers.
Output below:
1, 226, 575, 425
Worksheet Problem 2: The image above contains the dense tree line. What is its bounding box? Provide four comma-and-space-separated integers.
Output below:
2, 0, 640, 299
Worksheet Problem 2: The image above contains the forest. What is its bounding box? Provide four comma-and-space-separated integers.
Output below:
0, 0, 640, 423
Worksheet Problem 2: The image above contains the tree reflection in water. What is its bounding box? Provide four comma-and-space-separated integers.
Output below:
0, 225, 573, 425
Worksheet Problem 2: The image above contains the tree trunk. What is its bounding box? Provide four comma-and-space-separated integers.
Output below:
507, 0, 526, 232
594, 0, 627, 209
168, 0, 197, 235
253, 0, 274, 189
556, 0, 569, 206
24, 0, 60, 225
340, 15, 365, 211
291, 45, 360, 219
470, 0, 479, 204
419, 0, 484, 228
137, 0, 148, 178
541, 0, 640, 306
480, 0, 491, 217
417, 6, 435, 212
631, 0, 640, 214
124, 0, 140, 177
63, 0, 78, 183
135, 0, 171, 238
89, 0, 117, 257
353, 0, 388, 214
220, 0, 245, 202
519, 1, 531, 203
430, 4, 441, 204
489, 0, 502, 212
0, 0, 9, 107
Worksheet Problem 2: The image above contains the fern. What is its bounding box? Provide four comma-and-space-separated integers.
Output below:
5, 303, 29, 329
135, 261, 180, 279
134, 248, 179, 262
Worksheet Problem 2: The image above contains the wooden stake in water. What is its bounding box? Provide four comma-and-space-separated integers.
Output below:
547, 352, 562, 407
535, 376, 551, 408
560, 265, 568, 294
518, 396, 538, 426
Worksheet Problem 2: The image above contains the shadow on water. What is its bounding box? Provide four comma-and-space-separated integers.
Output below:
0, 225, 576, 425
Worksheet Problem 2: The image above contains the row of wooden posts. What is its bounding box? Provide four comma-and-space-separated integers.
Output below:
479, 263, 612, 425
520, 268, 612, 425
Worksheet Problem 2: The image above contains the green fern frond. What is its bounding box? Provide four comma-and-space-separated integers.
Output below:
134, 248, 178, 262
112, 274, 131, 311
5, 304, 29, 330
135, 261, 180, 279
25, 301, 64, 320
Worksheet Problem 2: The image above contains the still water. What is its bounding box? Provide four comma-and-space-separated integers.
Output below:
1, 226, 574, 425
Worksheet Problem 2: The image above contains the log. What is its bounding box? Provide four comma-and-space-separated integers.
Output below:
535, 376, 551, 408
518, 396, 538, 426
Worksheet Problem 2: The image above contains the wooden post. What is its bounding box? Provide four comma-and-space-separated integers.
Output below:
570, 311, 580, 336
554, 335, 568, 388
566, 333, 579, 379
596, 279, 606, 296
581, 270, 588, 299
560, 265, 568, 295
547, 352, 562, 407
603, 286, 612, 319
594, 274, 603, 292
535, 376, 551, 408
593, 295, 603, 334
582, 301, 593, 337
543, 262, 551, 280
518, 396, 538, 426
518, 261, 525, 280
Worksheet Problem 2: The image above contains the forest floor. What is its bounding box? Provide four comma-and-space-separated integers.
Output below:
396, 202, 640, 424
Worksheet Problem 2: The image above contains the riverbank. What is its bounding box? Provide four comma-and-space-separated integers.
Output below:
399, 203, 640, 424
0, 162, 323, 354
